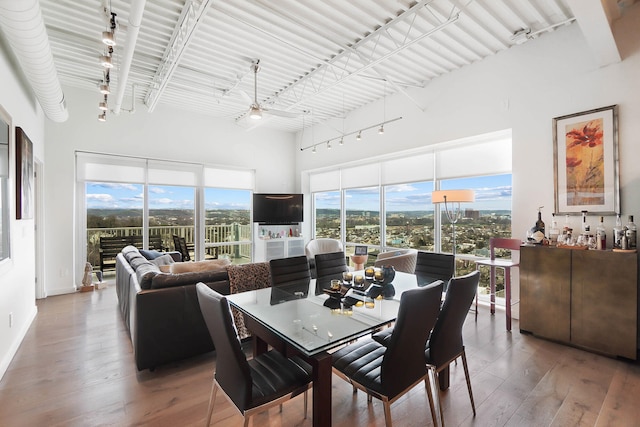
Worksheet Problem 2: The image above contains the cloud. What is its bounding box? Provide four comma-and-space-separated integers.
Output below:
90, 182, 139, 191
149, 187, 167, 194
86, 193, 114, 202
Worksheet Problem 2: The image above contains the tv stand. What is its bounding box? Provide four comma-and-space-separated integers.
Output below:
254, 224, 305, 262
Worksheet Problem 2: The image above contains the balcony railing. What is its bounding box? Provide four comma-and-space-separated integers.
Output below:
86, 224, 252, 268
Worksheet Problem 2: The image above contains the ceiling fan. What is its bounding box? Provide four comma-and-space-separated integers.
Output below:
245, 60, 300, 120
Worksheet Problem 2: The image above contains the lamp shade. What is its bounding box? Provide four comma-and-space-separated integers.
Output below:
432, 189, 475, 204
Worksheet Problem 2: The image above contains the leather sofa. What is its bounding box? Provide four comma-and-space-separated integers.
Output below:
115, 245, 231, 371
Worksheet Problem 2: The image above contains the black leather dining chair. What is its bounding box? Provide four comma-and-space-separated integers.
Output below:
425, 270, 480, 425
332, 281, 444, 427
414, 250, 455, 288
314, 251, 348, 293
269, 255, 311, 288
195, 283, 312, 426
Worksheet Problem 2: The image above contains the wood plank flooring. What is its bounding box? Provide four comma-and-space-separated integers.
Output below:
1, 282, 640, 426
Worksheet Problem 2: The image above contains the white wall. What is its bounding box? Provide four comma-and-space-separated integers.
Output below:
296, 5, 640, 316
43, 86, 297, 295
0, 40, 44, 379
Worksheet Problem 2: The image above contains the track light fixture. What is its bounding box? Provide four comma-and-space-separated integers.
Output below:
100, 54, 113, 69
98, 112, 107, 122
102, 31, 116, 46
99, 101, 108, 111
300, 116, 402, 153
99, 83, 110, 95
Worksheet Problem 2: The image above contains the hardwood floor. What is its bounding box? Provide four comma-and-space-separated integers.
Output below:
1, 283, 640, 426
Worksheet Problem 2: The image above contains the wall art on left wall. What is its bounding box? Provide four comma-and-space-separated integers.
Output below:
16, 127, 33, 220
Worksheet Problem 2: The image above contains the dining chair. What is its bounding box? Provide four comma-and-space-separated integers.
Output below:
269, 255, 311, 288
195, 283, 312, 427
424, 270, 480, 425
473, 237, 521, 330
414, 251, 455, 289
314, 251, 348, 293
332, 281, 444, 427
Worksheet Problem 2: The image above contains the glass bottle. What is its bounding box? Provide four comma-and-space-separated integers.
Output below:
626, 215, 637, 249
596, 216, 606, 250
581, 210, 590, 236
549, 213, 560, 245
562, 214, 572, 245
613, 213, 624, 249
534, 206, 545, 237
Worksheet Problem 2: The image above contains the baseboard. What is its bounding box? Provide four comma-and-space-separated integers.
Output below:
0, 305, 38, 381
46, 286, 77, 296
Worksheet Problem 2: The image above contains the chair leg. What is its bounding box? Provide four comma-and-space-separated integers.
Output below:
461, 351, 476, 416
425, 366, 442, 427
505, 267, 512, 331
205, 377, 218, 426
383, 400, 393, 427
303, 389, 308, 419
490, 266, 496, 315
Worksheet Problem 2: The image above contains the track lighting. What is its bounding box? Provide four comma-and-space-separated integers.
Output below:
249, 104, 262, 120
99, 83, 110, 95
356, 131, 362, 141
99, 101, 108, 111
98, 112, 107, 122
312, 146, 316, 154
339, 137, 344, 146
300, 116, 402, 153
327, 141, 332, 150
100, 54, 113, 68
378, 125, 385, 134
102, 30, 116, 46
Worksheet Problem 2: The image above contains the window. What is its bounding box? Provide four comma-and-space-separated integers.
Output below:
149, 184, 195, 257
314, 191, 340, 239
345, 187, 380, 247
384, 181, 434, 251
204, 188, 251, 264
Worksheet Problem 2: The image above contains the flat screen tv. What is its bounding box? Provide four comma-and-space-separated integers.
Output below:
253, 193, 303, 224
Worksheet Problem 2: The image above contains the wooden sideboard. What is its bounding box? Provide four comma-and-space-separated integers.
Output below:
520, 245, 638, 360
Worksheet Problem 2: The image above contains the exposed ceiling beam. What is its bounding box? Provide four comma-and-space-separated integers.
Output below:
566, 0, 621, 67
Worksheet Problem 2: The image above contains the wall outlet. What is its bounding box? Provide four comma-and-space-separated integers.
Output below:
9, 312, 13, 328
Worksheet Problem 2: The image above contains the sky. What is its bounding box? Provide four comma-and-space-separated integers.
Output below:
86, 173, 512, 212
86, 183, 250, 210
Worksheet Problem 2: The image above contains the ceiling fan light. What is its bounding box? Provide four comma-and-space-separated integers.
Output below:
102, 30, 116, 46
99, 83, 110, 94
98, 112, 107, 122
249, 104, 262, 120
99, 101, 108, 111
100, 54, 113, 68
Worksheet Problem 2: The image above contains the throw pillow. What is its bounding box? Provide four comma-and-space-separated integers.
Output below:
151, 253, 175, 267
139, 249, 164, 260
169, 258, 231, 274
227, 262, 272, 340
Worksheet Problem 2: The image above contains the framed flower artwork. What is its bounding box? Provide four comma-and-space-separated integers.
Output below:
553, 105, 619, 215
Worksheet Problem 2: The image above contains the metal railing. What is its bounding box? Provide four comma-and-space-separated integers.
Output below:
86, 224, 252, 268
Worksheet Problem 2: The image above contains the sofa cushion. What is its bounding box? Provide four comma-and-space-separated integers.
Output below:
151, 253, 175, 268
150, 269, 230, 290
169, 258, 231, 274
135, 262, 160, 290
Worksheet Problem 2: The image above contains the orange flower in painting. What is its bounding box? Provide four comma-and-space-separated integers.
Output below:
566, 121, 603, 148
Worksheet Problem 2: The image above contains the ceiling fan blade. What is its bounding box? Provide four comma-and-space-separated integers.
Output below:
263, 108, 300, 118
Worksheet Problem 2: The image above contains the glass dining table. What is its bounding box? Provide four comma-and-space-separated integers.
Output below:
226, 271, 424, 427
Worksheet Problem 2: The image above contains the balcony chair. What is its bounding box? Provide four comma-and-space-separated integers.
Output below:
195, 283, 312, 426
425, 271, 480, 425
474, 237, 521, 331
332, 281, 444, 427
374, 249, 418, 274
305, 238, 343, 278
172, 234, 192, 262
314, 251, 348, 293
414, 250, 455, 287
269, 255, 311, 288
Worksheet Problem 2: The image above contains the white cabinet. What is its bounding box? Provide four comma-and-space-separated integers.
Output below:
253, 224, 305, 262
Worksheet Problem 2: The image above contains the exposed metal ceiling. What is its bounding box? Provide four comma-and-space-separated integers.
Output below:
18, 0, 624, 131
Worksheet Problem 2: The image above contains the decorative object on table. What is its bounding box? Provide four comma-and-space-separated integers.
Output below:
431, 189, 475, 275
80, 262, 95, 292
364, 266, 375, 280
353, 274, 365, 288
342, 271, 353, 284
553, 105, 619, 215
379, 265, 395, 285
15, 127, 33, 220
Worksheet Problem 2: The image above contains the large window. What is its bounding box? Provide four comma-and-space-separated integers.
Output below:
345, 187, 380, 247
384, 181, 434, 251
314, 191, 341, 239
204, 188, 251, 264
149, 184, 195, 258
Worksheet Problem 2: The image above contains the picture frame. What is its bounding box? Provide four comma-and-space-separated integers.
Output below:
553, 105, 619, 215
16, 127, 34, 220
354, 245, 368, 256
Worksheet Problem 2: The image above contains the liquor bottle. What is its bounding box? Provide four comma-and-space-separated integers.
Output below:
549, 213, 560, 245
581, 210, 590, 235
533, 206, 545, 237
596, 216, 606, 250
613, 213, 624, 249
626, 215, 637, 249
